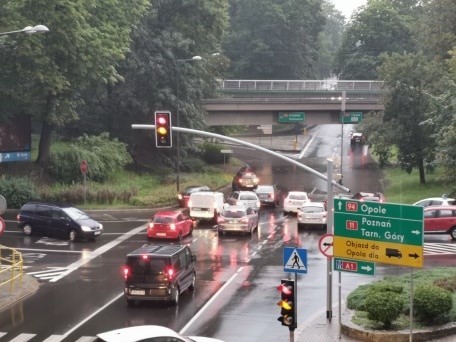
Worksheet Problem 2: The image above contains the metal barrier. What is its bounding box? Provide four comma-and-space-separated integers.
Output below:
0, 245, 23, 294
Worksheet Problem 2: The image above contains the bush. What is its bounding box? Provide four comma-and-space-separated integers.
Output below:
200, 142, 225, 164
47, 133, 132, 184
364, 289, 405, 328
414, 285, 453, 325
347, 284, 371, 311
0, 177, 37, 208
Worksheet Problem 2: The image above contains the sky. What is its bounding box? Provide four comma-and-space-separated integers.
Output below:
331, 0, 367, 19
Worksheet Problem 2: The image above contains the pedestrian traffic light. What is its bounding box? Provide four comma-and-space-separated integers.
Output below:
154, 111, 172, 148
277, 279, 296, 330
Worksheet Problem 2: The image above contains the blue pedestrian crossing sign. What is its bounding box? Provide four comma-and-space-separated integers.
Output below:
283, 247, 307, 274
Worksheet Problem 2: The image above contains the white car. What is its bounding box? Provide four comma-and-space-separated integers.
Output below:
413, 195, 455, 207
283, 191, 310, 214
97, 325, 225, 342
226, 191, 261, 212
297, 202, 327, 229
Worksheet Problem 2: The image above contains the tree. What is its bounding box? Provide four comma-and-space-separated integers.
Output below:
76, 0, 229, 169
0, 0, 150, 169
378, 52, 443, 183
224, 0, 325, 79
333, 0, 416, 79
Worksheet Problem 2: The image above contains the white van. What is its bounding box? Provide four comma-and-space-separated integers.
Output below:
188, 191, 225, 223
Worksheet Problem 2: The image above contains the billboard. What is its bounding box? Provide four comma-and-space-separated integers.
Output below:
0, 115, 31, 162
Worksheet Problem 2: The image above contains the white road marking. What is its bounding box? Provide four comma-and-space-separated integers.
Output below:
50, 224, 147, 282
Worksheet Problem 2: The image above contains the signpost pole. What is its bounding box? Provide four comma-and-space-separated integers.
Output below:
340, 91, 346, 185
326, 159, 334, 322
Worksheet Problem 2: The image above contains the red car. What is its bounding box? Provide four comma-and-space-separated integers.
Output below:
424, 205, 456, 240
147, 211, 194, 241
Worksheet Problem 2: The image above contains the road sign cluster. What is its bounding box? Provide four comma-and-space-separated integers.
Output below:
333, 198, 424, 268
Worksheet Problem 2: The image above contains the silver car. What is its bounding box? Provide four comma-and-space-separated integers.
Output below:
297, 202, 327, 229
217, 205, 259, 235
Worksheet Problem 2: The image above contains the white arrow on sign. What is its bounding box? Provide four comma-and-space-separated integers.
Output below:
411, 230, 421, 235
361, 265, 372, 272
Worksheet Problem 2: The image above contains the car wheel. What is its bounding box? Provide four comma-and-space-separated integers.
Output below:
172, 287, 180, 306
23, 224, 33, 236
189, 273, 196, 291
69, 229, 78, 242
450, 227, 456, 240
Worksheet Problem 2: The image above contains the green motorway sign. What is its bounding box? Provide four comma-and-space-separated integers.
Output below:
278, 112, 305, 123
334, 258, 375, 276
340, 112, 362, 124
333, 198, 424, 246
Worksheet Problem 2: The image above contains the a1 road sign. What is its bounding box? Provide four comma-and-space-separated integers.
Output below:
333, 257, 375, 276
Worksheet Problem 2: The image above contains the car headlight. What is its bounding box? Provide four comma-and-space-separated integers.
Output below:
81, 225, 92, 232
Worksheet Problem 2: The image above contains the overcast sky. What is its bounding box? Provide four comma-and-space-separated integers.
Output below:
331, 0, 367, 19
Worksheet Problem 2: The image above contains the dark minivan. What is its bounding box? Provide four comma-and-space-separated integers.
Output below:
17, 202, 103, 242
123, 244, 196, 306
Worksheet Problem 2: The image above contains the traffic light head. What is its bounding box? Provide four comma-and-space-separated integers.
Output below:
154, 111, 172, 148
277, 279, 296, 329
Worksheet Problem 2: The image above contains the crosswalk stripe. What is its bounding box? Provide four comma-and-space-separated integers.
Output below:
9, 333, 36, 342
74, 337, 98, 342
424, 243, 456, 255
42, 335, 65, 342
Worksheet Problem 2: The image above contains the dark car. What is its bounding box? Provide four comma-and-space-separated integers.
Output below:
232, 167, 259, 191
350, 132, 366, 145
424, 206, 456, 240
147, 210, 193, 241
351, 192, 386, 203
177, 185, 211, 208
123, 244, 196, 306
16, 202, 103, 242
254, 184, 282, 207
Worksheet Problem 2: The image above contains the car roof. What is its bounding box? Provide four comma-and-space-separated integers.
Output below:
424, 205, 456, 211
97, 325, 181, 342
127, 244, 187, 257
223, 205, 247, 211
287, 191, 308, 195
153, 210, 181, 218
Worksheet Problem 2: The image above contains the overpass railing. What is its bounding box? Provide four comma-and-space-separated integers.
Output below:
219, 79, 384, 92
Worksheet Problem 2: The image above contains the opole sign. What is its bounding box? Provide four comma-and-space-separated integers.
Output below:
333, 198, 424, 268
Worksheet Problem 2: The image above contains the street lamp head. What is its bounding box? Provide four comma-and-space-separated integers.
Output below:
192, 55, 202, 61
29, 25, 49, 34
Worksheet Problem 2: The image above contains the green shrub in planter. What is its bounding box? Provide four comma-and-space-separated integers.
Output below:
414, 285, 453, 325
364, 287, 405, 328
0, 177, 37, 208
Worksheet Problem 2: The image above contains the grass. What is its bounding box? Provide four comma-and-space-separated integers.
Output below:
383, 166, 449, 204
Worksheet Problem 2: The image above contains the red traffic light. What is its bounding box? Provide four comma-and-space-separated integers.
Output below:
154, 111, 172, 148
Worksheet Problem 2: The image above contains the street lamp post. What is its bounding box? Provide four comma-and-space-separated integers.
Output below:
340, 91, 346, 185
175, 55, 202, 192
0, 25, 49, 37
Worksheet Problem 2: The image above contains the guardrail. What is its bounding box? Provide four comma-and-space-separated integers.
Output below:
219, 79, 384, 92
0, 245, 23, 294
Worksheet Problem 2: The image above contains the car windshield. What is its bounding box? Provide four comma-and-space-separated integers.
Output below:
62, 207, 90, 220
153, 216, 174, 224
289, 194, 307, 200
301, 206, 324, 213
222, 210, 246, 218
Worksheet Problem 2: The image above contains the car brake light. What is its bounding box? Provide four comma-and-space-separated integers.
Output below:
177, 194, 183, 200
165, 267, 175, 280
141, 254, 149, 260
122, 266, 130, 280
188, 200, 192, 207
149, 222, 154, 229
217, 216, 226, 224
269, 194, 274, 199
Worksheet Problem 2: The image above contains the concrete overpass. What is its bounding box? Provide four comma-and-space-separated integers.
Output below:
203, 80, 385, 126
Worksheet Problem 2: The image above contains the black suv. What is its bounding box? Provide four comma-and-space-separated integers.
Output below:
232, 166, 259, 191
17, 202, 103, 242
123, 244, 196, 306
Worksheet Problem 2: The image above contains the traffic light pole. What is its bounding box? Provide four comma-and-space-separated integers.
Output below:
326, 160, 334, 322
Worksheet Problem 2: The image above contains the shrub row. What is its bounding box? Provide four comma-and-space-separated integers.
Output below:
347, 279, 454, 328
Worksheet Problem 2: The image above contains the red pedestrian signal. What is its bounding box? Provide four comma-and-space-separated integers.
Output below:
154, 111, 172, 148
277, 279, 296, 330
